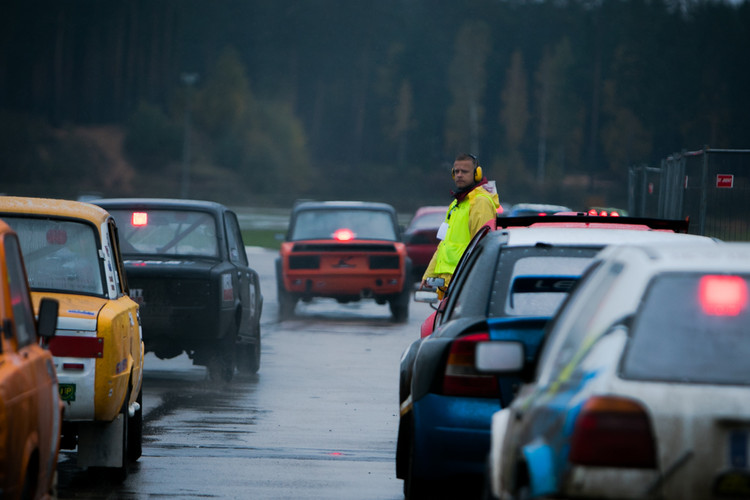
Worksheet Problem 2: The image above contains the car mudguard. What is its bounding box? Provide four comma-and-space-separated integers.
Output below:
522, 440, 558, 497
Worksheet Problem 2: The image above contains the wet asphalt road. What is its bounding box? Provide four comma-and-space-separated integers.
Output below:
56, 247, 432, 499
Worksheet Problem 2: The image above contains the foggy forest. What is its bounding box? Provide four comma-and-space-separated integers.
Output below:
1, 0, 748, 211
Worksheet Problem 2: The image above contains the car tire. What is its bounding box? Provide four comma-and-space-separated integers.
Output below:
127, 387, 143, 462
389, 286, 410, 323
405, 424, 432, 500
278, 286, 297, 320
208, 331, 236, 383
238, 320, 261, 375
20, 455, 38, 500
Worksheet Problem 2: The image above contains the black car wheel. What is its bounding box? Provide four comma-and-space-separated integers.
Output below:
109, 399, 130, 483
238, 320, 261, 375
208, 332, 236, 383
389, 285, 411, 323
277, 286, 297, 320
127, 387, 143, 462
405, 422, 433, 500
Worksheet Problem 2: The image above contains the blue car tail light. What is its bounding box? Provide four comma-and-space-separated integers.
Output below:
441, 333, 499, 398
569, 395, 657, 468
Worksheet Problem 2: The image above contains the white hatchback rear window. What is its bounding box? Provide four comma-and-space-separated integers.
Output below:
622, 273, 750, 385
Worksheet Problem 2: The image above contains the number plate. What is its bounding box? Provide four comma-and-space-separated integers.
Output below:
59, 383, 76, 402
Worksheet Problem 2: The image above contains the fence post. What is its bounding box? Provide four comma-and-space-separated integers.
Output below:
698, 145, 709, 236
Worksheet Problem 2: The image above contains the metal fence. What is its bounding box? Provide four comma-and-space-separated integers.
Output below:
629, 147, 750, 241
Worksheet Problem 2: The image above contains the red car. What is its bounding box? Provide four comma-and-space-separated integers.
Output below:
276, 201, 412, 322
403, 206, 447, 281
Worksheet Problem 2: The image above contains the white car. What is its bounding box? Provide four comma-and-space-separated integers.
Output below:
477, 239, 750, 500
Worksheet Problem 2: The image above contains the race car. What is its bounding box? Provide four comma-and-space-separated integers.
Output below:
95, 198, 264, 381
0, 218, 62, 499
277, 201, 412, 322
0, 196, 144, 480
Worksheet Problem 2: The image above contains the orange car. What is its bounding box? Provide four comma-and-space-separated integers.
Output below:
276, 201, 412, 322
0, 219, 61, 500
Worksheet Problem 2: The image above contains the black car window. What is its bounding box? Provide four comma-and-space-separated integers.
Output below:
5, 216, 106, 297
4, 233, 36, 347
290, 209, 397, 241
489, 247, 599, 318
445, 244, 486, 321
621, 272, 750, 385
109, 209, 219, 258
224, 211, 248, 266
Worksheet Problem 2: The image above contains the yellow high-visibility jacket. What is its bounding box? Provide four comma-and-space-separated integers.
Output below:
422, 185, 499, 284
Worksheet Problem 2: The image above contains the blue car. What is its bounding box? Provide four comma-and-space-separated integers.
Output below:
397, 217, 698, 499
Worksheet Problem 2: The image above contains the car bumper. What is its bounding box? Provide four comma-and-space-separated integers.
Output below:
412, 393, 500, 478
283, 272, 404, 296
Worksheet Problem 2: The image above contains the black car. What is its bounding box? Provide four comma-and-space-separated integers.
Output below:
95, 198, 263, 381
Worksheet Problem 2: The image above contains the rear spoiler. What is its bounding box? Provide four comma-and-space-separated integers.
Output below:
493, 215, 690, 233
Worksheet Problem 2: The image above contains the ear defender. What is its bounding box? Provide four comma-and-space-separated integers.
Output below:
474, 165, 483, 182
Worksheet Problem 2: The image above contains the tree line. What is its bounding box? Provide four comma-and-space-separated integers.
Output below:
1, 0, 748, 210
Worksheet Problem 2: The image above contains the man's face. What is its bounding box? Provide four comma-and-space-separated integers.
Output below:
452, 159, 476, 189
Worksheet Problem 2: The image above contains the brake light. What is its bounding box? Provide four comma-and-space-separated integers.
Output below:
442, 333, 498, 397
222, 274, 233, 301
588, 209, 598, 216
333, 228, 355, 241
132, 212, 148, 226
610, 211, 620, 217
569, 396, 656, 468
699, 275, 747, 316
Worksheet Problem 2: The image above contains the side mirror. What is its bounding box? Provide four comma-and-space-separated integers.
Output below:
37, 298, 59, 340
425, 277, 445, 288
475, 341, 524, 373
414, 290, 439, 304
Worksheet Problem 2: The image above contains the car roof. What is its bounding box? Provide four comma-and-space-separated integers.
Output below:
510, 202, 571, 213
0, 196, 111, 225
93, 198, 228, 214
498, 226, 716, 247
293, 200, 397, 213
597, 240, 750, 273
413, 206, 447, 216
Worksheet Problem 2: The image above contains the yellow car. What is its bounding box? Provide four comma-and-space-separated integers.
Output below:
0, 197, 144, 480
0, 219, 61, 500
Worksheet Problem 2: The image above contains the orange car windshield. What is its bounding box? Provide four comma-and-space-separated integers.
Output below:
291, 209, 397, 241
5, 216, 106, 296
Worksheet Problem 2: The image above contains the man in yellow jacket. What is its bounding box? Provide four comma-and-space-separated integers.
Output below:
420, 153, 500, 294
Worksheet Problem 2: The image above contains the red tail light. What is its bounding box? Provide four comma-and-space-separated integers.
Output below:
442, 333, 499, 397
569, 396, 657, 468
699, 275, 747, 316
